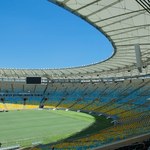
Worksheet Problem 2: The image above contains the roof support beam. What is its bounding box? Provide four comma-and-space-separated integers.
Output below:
116, 43, 150, 47
63, 0, 71, 4
74, 0, 101, 12
109, 27, 145, 37
87, 0, 124, 17
94, 9, 144, 23
117, 48, 148, 51
102, 11, 145, 28
106, 24, 150, 33
113, 35, 150, 41
115, 38, 150, 44
94, 62, 128, 70
136, 0, 150, 14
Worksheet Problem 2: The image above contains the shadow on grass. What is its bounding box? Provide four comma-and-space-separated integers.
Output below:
32, 114, 113, 149
65, 115, 113, 141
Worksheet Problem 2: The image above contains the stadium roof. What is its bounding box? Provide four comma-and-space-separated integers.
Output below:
0, 0, 150, 79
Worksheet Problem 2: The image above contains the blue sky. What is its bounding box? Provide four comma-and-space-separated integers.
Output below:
0, 0, 113, 69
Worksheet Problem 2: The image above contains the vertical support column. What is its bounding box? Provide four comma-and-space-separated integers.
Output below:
23, 98, 27, 109
1, 98, 8, 111
135, 44, 142, 73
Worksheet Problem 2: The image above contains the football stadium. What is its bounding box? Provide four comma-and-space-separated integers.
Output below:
0, 0, 150, 150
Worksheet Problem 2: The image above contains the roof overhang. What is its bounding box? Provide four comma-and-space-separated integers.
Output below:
0, 0, 150, 79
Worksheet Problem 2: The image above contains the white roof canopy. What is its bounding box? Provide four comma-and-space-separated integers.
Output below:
0, 0, 150, 79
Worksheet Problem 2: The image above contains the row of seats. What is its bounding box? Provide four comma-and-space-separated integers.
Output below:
116, 138, 150, 150
46, 116, 150, 149
0, 103, 38, 110
0, 78, 150, 149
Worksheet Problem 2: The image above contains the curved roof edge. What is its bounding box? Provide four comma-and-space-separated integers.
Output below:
0, 0, 149, 79
47, 0, 116, 69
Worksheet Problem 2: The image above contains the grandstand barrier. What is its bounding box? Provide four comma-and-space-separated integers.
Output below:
93, 132, 150, 150
0, 145, 20, 150
0, 110, 8, 113
32, 141, 42, 146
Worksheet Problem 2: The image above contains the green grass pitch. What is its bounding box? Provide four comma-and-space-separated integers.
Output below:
0, 109, 95, 147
